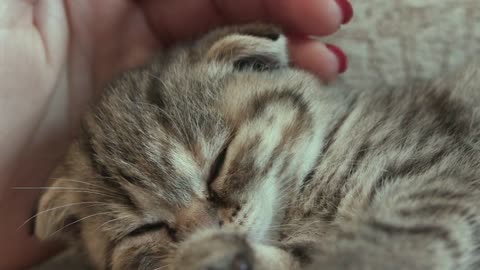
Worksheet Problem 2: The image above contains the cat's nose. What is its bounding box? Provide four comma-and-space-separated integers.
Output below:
202, 252, 252, 270
230, 252, 253, 270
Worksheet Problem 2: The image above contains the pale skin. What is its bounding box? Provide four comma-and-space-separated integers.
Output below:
0, 0, 350, 268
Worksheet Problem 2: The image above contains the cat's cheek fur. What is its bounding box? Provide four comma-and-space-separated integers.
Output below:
245, 175, 281, 242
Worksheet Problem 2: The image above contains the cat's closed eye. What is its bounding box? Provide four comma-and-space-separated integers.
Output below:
127, 222, 177, 241
127, 222, 169, 237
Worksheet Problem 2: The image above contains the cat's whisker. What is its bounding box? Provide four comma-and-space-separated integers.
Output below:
17, 201, 107, 231
13, 186, 93, 190
12, 186, 117, 197
144, 71, 163, 82
47, 211, 112, 238
13, 188, 120, 200
51, 178, 123, 196
93, 175, 119, 180
96, 215, 131, 230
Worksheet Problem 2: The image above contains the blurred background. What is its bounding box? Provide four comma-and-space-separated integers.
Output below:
326, 0, 480, 89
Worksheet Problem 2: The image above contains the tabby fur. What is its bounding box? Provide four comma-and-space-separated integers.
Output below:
35, 25, 480, 270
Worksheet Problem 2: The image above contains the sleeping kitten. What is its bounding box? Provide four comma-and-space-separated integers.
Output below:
34, 24, 480, 270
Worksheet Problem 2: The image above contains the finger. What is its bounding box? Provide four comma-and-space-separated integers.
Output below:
136, 0, 349, 78
34, 0, 69, 68
0, 1, 68, 68
0, 0, 68, 176
66, 0, 158, 90
289, 38, 348, 82
0, 1, 34, 28
217, 0, 349, 36
209, 0, 269, 24
265, 0, 348, 36
136, 0, 224, 43
137, 0, 352, 44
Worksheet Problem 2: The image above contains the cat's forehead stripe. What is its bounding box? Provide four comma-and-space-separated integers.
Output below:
80, 123, 141, 210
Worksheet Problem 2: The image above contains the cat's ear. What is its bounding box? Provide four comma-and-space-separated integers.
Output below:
35, 175, 80, 241
205, 24, 289, 71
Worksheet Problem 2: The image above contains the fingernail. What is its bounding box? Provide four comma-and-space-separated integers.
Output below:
335, 0, 354, 24
326, 44, 348, 74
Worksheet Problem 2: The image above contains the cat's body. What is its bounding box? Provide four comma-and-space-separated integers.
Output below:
35, 25, 480, 270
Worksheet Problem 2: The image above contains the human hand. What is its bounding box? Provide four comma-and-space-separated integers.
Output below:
0, 0, 352, 269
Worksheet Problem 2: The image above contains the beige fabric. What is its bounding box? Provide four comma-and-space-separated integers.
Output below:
328, 0, 480, 89
32, 1, 480, 269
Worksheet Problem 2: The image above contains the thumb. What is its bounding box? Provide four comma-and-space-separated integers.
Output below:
0, 1, 69, 269
0, 0, 69, 173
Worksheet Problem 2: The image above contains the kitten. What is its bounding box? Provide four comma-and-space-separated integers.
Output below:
34, 24, 480, 270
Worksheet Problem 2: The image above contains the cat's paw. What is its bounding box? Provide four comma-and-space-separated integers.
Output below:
173, 230, 255, 270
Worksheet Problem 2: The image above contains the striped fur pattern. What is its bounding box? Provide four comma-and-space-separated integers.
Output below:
35, 25, 480, 270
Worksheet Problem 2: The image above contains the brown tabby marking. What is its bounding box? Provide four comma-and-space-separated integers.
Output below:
34, 25, 480, 270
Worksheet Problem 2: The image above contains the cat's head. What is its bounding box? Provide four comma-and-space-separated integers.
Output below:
35, 24, 327, 269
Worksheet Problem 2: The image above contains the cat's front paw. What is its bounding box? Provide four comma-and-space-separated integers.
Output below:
174, 230, 255, 270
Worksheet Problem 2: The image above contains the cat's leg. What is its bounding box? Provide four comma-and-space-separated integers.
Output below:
173, 229, 298, 270
291, 175, 480, 270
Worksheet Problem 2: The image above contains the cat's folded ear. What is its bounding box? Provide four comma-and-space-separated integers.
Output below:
203, 24, 289, 71
34, 172, 80, 242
